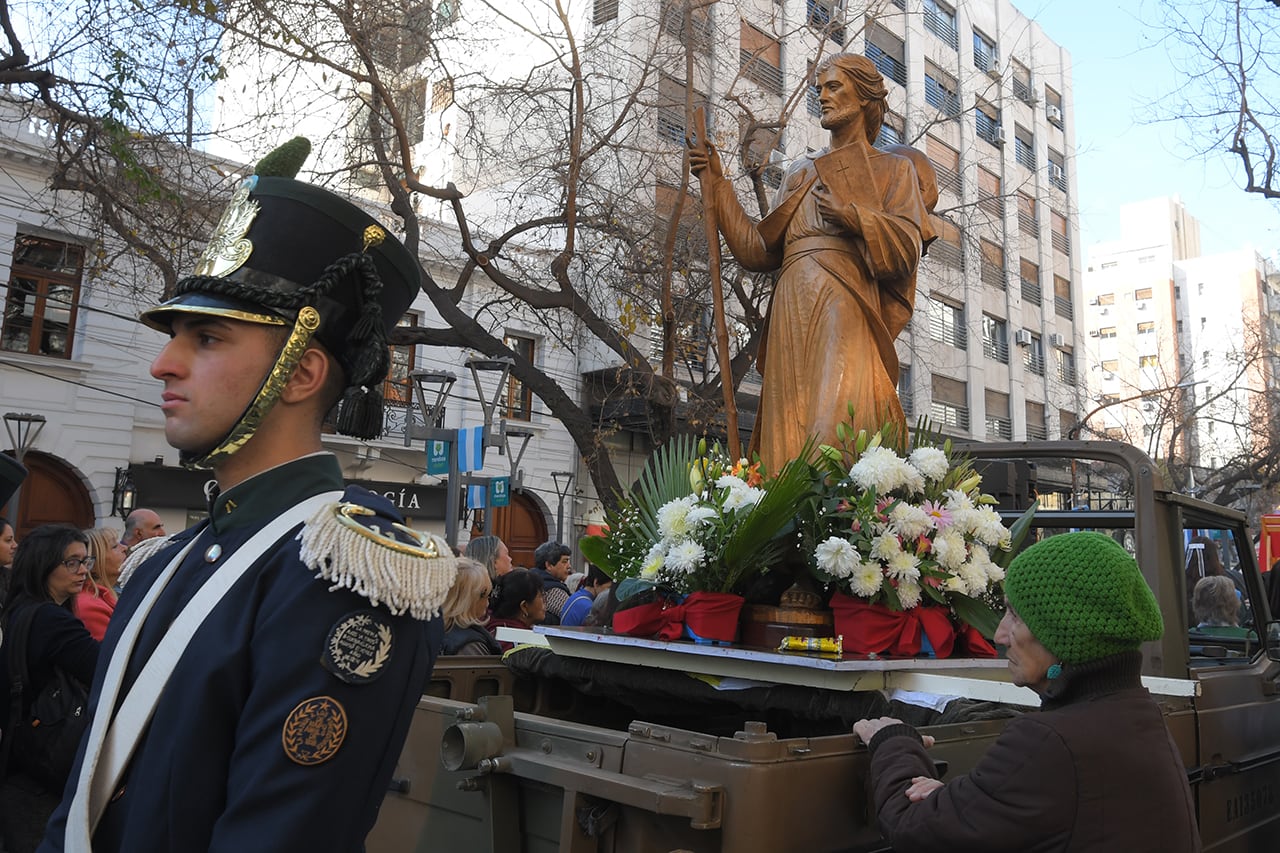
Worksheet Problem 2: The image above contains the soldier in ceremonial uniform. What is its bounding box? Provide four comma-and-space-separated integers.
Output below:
40, 140, 453, 852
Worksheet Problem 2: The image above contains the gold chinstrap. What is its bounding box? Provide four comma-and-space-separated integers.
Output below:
333, 502, 443, 559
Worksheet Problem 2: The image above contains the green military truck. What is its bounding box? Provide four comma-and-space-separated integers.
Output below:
369, 441, 1280, 852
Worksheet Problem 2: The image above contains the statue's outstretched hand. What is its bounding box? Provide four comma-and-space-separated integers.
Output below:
688, 138, 724, 181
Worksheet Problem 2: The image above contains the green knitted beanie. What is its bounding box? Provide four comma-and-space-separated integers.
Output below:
1004, 531, 1163, 664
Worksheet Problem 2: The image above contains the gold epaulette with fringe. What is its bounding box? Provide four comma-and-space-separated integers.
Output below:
118, 534, 177, 590
298, 501, 456, 620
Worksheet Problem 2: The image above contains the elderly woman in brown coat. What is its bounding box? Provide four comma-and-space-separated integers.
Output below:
854, 531, 1200, 852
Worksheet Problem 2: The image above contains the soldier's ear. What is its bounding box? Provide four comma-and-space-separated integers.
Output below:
280, 345, 335, 407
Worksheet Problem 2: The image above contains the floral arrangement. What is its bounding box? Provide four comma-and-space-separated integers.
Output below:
581, 437, 811, 595
802, 420, 1032, 636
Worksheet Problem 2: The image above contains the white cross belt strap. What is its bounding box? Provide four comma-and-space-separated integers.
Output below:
67, 490, 343, 851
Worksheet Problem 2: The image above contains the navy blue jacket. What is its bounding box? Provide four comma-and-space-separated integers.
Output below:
40, 455, 442, 852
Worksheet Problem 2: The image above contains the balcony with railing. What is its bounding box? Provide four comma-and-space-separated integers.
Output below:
807, 0, 846, 46
807, 84, 821, 117
1048, 165, 1068, 193
1026, 422, 1048, 440
1015, 140, 1036, 170
657, 107, 685, 144
924, 10, 959, 50
975, 111, 1001, 146
1051, 229, 1071, 255
978, 190, 1004, 217
1057, 363, 1077, 385
931, 320, 967, 350
925, 76, 961, 118
1018, 210, 1039, 237
901, 391, 914, 417
931, 401, 970, 431
935, 163, 962, 196
929, 239, 964, 270
983, 335, 1009, 363
986, 416, 1013, 440
1012, 76, 1033, 103
1054, 296, 1074, 320
1021, 277, 1042, 305
865, 42, 907, 87
741, 49, 783, 95
1025, 351, 1045, 376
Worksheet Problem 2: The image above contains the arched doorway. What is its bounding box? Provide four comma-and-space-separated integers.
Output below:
486, 490, 548, 570
0, 451, 94, 538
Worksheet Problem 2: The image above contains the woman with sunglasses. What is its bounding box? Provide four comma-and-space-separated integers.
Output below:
0, 524, 100, 853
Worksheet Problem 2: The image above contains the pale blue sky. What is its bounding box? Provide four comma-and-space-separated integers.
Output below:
1014, 0, 1280, 259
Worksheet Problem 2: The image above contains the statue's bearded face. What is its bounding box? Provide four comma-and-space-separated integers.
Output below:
816, 66, 866, 133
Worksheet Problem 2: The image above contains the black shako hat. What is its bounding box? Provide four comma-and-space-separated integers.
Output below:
141, 141, 422, 466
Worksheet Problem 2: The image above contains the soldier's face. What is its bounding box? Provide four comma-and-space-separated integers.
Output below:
817, 66, 866, 132
151, 315, 281, 455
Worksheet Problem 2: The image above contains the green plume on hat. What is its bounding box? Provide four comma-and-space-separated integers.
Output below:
254, 137, 312, 179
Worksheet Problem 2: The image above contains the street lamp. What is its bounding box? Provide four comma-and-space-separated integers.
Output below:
408, 370, 461, 548
551, 471, 573, 543
3, 412, 46, 528
112, 467, 137, 520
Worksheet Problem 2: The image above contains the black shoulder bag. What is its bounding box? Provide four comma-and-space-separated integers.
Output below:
2, 603, 91, 791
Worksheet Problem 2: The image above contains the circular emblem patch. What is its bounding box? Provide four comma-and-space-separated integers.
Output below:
322, 610, 394, 684
282, 696, 347, 766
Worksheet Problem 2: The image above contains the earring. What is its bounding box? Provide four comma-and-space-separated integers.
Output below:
1046, 662, 1063, 680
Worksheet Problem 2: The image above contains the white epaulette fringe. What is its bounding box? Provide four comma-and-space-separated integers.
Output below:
297, 501, 456, 620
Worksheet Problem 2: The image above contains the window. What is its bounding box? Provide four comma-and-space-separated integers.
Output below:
1059, 409, 1077, 438
980, 239, 1005, 289
430, 79, 453, 112
1014, 125, 1035, 169
865, 22, 906, 86
1024, 332, 1045, 376
985, 389, 1011, 440
1101, 359, 1119, 372
593, 0, 618, 24
1202, 350, 1210, 367
1099, 326, 1117, 338
1048, 149, 1067, 191
1135, 287, 1153, 300
657, 75, 706, 145
923, 0, 958, 50
1054, 274, 1073, 320
975, 100, 1001, 147
1050, 209, 1070, 254
740, 23, 783, 94
1139, 355, 1159, 368
1020, 257, 1041, 304
1101, 261, 1118, 270
925, 62, 960, 117
1026, 400, 1047, 440
1098, 292, 1115, 305
1056, 347, 1076, 384
1045, 86, 1063, 127
739, 116, 782, 171
504, 334, 536, 420
978, 168, 1003, 217
1138, 254, 1155, 264
973, 28, 998, 73
899, 363, 914, 417
929, 297, 967, 349
370, 4, 432, 70
397, 80, 427, 144
926, 136, 961, 196
1017, 191, 1038, 235
875, 112, 904, 147
931, 373, 969, 430
807, 0, 847, 46
383, 315, 418, 421
655, 183, 708, 258
806, 60, 822, 116
1011, 59, 1033, 103
930, 217, 964, 270
661, 0, 713, 52
1138, 321, 1155, 334
1, 234, 84, 358
982, 313, 1008, 362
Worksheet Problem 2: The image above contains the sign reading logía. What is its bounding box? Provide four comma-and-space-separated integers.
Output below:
349, 480, 446, 518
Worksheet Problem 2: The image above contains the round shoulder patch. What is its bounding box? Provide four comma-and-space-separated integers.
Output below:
282, 696, 347, 766
322, 609, 395, 684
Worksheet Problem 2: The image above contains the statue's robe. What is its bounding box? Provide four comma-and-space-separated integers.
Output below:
706, 143, 932, 472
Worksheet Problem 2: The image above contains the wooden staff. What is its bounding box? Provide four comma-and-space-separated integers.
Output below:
691, 106, 741, 460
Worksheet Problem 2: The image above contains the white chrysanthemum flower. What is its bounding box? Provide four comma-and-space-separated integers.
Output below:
850, 446, 912, 493
665, 540, 705, 574
958, 561, 989, 596
897, 578, 922, 609
715, 473, 747, 492
972, 506, 1008, 547
900, 465, 926, 497
932, 529, 968, 570
942, 574, 968, 594
870, 532, 902, 562
656, 496, 698, 540
815, 537, 860, 578
944, 489, 975, 513
685, 505, 718, 528
908, 447, 950, 482
886, 550, 921, 582
641, 542, 666, 578
889, 502, 932, 541
850, 562, 884, 597
722, 485, 764, 512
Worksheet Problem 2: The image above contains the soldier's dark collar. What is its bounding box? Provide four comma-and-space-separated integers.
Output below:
209, 453, 344, 534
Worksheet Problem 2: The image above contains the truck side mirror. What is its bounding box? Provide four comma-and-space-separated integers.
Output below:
1266, 622, 1280, 663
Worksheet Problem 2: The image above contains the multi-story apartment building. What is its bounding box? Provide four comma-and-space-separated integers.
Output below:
1083, 196, 1280, 485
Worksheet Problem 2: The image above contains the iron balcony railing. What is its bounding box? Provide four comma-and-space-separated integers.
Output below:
924, 10, 959, 50
983, 335, 1010, 363
1018, 210, 1039, 237
1055, 295, 1074, 320
931, 401, 970, 431
981, 262, 1007, 290
1051, 229, 1071, 255
925, 76, 961, 118
740, 49, 784, 95
1021, 277, 1042, 305
986, 416, 1013, 441
866, 42, 907, 86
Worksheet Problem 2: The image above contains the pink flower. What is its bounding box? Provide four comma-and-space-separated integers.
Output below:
922, 500, 953, 529
915, 536, 932, 556
850, 519, 862, 533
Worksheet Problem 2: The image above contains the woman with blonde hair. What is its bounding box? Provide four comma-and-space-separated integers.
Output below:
76, 527, 128, 641
441, 558, 502, 655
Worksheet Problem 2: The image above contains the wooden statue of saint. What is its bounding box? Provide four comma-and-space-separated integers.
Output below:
690, 53, 938, 472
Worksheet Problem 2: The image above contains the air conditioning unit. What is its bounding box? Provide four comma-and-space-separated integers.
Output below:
1048, 162, 1064, 183
987, 61, 1001, 80
1103, 371, 1115, 380
994, 126, 1007, 146
1088, 330, 1101, 338
1047, 104, 1063, 126
1049, 332, 1066, 348
1014, 329, 1033, 346
1137, 301, 1148, 310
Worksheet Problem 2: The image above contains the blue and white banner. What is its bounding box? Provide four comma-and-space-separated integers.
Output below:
467, 483, 488, 509
456, 425, 485, 472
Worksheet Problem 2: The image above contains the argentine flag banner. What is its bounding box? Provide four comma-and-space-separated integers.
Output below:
457, 425, 485, 472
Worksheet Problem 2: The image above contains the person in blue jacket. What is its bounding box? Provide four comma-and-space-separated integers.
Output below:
39, 140, 455, 853
560, 564, 612, 627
